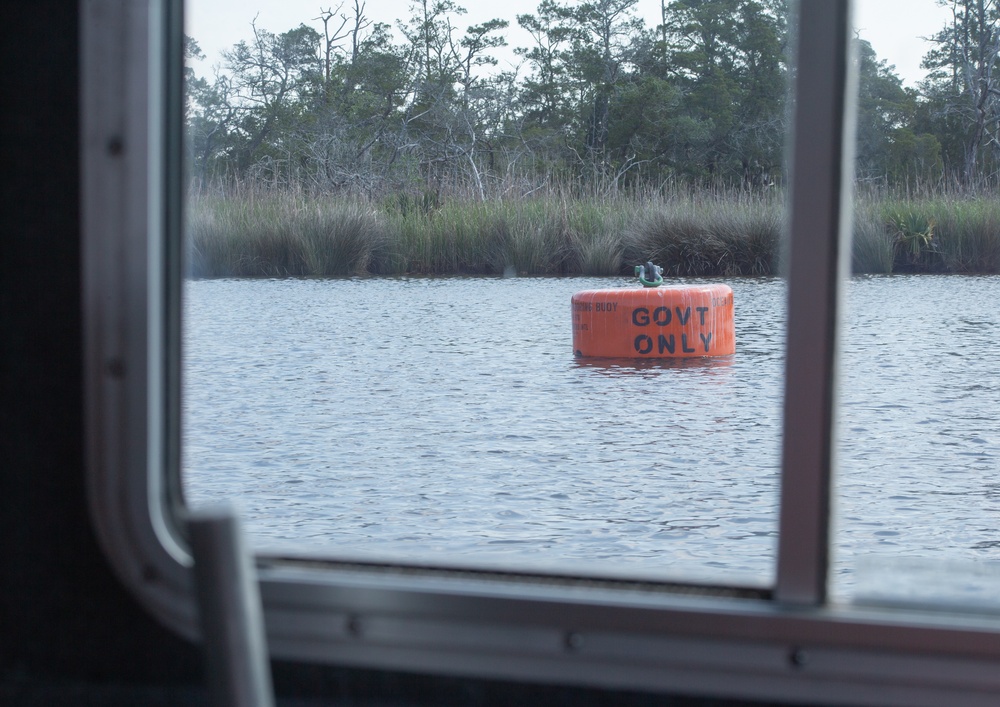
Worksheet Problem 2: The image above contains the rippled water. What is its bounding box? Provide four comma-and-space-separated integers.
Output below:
837, 275, 1000, 604
183, 275, 1000, 597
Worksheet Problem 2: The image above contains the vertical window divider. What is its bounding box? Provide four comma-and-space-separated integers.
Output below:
776, 0, 858, 606
82, 0, 196, 637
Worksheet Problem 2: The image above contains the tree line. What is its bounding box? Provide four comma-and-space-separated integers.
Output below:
186, 0, 1000, 199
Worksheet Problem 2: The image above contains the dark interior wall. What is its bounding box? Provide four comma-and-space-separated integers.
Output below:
0, 4, 781, 706
0, 0, 207, 697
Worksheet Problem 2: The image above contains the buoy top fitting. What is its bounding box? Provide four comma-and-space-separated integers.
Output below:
635, 261, 664, 287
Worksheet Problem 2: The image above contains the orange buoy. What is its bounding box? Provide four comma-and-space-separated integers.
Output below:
572, 274, 734, 359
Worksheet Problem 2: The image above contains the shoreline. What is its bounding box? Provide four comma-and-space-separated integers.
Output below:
186, 192, 1000, 278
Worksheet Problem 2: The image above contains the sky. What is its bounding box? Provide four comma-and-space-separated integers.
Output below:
186, 0, 953, 87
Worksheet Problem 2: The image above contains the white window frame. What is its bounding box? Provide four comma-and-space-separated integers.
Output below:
81, 1, 1000, 705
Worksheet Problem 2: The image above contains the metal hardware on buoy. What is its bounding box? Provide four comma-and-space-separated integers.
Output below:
635, 261, 664, 287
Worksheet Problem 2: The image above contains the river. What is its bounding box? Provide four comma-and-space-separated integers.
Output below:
182, 274, 1000, 605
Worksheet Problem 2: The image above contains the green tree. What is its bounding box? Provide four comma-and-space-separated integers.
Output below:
299, 18, 412, 192
516, 0, 654, 190
662, 0, 787, 187
854, 38, 923, 183
564, 0, 645, 159
397, 1, 510, 197
516, 0, 575, 129
921, 0, 1000, 184
221, 22, 323, 179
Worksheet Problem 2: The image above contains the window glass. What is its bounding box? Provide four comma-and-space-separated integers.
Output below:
182, 0, 791, 586
834, 0, 1000, 608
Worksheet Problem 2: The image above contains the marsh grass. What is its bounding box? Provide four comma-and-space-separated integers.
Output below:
927, 199, 1000, 273
850, 197, 1000, 274
188, 197, 309, 277
299, 204, 385, 277
851, 205, 895, 274
564, 204, 630, 276
188, 195, 382, 277
187, 189, 1000, 278
627, 196, 782, 276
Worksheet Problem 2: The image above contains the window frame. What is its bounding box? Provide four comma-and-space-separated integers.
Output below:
81, 1, 1000, 705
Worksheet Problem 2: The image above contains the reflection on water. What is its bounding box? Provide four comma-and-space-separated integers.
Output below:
572, 355, 736, 373
182, 274, 1000, 601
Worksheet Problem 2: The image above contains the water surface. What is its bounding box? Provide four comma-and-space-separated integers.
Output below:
183, 275, 1000, 602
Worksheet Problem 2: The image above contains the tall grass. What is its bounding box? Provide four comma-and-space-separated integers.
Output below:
627, 195, 783, 277
188, 197, 308, 277
299, 204, 385, 276
850, 195, 1000, 275
186, 187, 1000, 278
188, 194, 383, 277
851, 204, 895, 274
929, 200, 1000, 273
